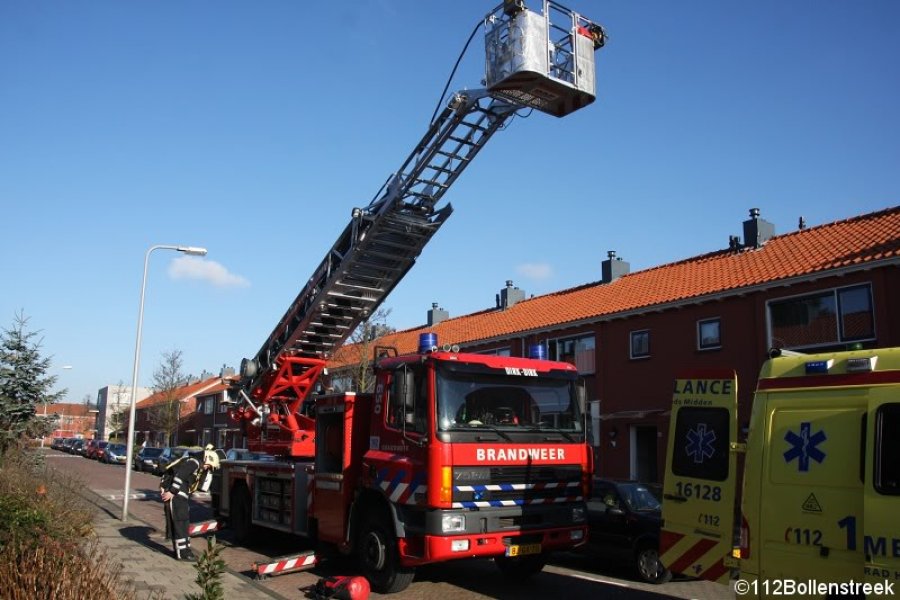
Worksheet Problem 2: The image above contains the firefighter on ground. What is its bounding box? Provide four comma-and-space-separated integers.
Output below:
159, 445, 220, 561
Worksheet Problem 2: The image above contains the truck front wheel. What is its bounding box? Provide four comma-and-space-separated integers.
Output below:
495, 553, 547, 580
357, 514, 414, 593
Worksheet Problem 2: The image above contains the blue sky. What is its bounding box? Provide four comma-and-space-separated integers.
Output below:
2, 1, 898, 406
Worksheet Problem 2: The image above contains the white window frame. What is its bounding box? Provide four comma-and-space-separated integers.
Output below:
547, 334, 596, 374
766, 283, 875, 351
697, 318, 721, 351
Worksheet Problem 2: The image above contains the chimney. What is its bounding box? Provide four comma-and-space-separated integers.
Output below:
601, 250, 630, 283
742, 208, 775, 249
496, 280, 525, 310
220, 364, 235, 378
427, 302, 449, 326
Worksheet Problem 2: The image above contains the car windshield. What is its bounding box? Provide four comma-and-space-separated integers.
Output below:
142, 448, 163, 457
618, 483, 661, 511
436, 365, 581, 432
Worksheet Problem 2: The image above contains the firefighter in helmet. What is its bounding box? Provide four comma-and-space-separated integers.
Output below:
159, 445, 220, 561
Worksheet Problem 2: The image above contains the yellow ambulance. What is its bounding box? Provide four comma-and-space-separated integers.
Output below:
661, 348, 900, 598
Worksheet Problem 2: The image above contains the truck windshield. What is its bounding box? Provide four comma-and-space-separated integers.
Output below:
435, 366, 581, 433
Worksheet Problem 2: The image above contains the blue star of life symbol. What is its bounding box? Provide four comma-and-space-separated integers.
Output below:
685, 423, 717, 464
783, 422, 826, 472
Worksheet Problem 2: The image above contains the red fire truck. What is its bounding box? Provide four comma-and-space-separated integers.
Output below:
213, 1, 606, 593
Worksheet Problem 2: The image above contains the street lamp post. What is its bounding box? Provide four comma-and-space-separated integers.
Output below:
122, 244, 207, 522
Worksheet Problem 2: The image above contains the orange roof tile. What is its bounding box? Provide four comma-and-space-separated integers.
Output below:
136, 377, 221, 409
329, 205, 900, 367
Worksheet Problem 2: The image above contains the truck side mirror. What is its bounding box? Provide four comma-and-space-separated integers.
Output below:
398, 368, 416, 424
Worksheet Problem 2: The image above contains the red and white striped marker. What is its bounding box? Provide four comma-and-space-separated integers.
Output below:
188, 519, 221, 536
253, 551, 317, 580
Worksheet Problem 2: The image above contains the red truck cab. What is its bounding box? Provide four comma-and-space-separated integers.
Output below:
311, 340, 591, 592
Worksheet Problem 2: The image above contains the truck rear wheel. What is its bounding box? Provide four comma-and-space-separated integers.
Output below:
494, 553, 547, 580
357, 513, 414, 593
230, 485, 254, 543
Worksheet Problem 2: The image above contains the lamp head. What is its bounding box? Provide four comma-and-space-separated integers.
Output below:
177, 246, 208, 256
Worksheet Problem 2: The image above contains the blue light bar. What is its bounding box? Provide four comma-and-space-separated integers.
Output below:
805, 359, 833, 374
419, 332, 438, 354
528, 344, 547, 360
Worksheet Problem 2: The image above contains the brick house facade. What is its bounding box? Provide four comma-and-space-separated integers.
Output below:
326, 206, 900, 482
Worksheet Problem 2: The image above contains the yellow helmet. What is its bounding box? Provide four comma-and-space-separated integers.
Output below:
203, 445, 220, 470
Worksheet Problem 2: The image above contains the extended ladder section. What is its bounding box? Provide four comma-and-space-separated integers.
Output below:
242, 91, 519, 394
235, 1, 605, 438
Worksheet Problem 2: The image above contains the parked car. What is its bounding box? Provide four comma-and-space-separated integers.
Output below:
133, 446, 164, 472
85, 440, 108, 460
50, 437, 65, 450
95, 441, 111, 462
584, 479, 672, 584
103, 443, 128, 465
61, 438, 80, 453
70, 439, 86, 456
155, 446, 202, 474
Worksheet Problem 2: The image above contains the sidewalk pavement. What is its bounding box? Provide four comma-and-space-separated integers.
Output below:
86, 491, 288, 600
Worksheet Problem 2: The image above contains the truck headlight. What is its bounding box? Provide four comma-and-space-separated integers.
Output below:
441, 514, 466, 533
572, 507, 586, 523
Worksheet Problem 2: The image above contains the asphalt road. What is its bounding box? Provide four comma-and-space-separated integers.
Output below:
44, 449, 733, 600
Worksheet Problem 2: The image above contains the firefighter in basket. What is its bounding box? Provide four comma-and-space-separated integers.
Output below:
159, 444, 220, 561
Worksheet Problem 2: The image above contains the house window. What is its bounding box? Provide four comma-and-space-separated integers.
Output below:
476, 347, 511, 357
218, 399, 228, 413
203, 398, 214, 414
548, 334, 595, 374
768, 284, 874, 350
202, 429, 212, 446
630, 330, 650, 359
697, 318, 721, 350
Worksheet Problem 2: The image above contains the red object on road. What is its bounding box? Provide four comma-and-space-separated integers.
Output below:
313, 576, 370, 600
253, 551, 317, 579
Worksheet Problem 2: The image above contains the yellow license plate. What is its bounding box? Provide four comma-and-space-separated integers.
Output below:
505, 543, 541, 557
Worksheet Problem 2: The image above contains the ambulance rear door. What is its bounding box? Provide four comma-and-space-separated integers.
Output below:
661, 369, 738, 584
863, 383, 900, 590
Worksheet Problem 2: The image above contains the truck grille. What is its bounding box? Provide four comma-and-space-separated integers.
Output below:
452, 464, 582, 508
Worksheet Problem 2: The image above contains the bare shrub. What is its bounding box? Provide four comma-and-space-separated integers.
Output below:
0, 447, 154, 599
0, 535, 138, 600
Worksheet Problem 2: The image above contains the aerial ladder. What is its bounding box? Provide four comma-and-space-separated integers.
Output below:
230, 0, 607, 458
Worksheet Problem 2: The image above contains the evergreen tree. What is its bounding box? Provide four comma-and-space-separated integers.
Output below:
0, 311, 66, 451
